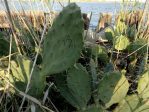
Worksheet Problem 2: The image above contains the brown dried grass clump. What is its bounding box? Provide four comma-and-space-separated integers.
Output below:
115, 10, 149, 30
0, 11, 57, 29
96, 13, 112, 32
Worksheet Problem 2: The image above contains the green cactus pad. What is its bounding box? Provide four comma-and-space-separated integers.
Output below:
91, 45, 109, 65
115, 20, 127, 35
91, 45, 108, 57
98, 71, 129, 108
10, 55, 45, 97
67, 64, 91, 109
126, 25, 137, 41
137, 70, 149, 99
127, 39, 148, 55
114, 94, 141, 112
114, 94, 149, 112
55, 73, 81, 109
0, 34, 10, 57
42, 3, 83, 75
105, 27, 115, 43
56, 64, 91, 110
114, 35, 130, 51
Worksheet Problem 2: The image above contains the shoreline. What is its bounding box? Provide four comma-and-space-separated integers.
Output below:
50, 0, 146, 3
60, 0, 146, 2
1, 0, 146, 3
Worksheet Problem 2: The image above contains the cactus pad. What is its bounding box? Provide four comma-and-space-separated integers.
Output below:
67, 64, 91, 109
98, 71, 129, 108
114, 94, 149, 112
127, 39, 148, 54
42, 3, 84, 75
10, 55, 45, 97
114, 35, 130, 51
56, 64, 91, 110
137, 70, 149, 99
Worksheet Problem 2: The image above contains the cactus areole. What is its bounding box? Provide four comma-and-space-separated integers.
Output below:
42, 3, 84, 75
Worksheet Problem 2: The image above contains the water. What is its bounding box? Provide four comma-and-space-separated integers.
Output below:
52, 2, 144, 28
53, 2, 121, 28
0, 1, 144, 28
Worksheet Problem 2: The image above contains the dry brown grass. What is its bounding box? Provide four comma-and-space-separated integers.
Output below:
0, 11, 58, 29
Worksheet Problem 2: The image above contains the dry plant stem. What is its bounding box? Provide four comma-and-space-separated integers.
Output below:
136, 0, 149, 40
147, 33, 149, 67
0, 24, 14, 107
0, 87, 5, 91
18, 17, 48, 112
68, 0, 70, 4
48, 97, 59, 112
42, 83, 54, 104
84, 12, 92, 40
42, 83, 59, 112
0, 75, 54, 112
5, 31, 13, 92
0, 34, 13, 109
41, 1, 54, 27
8, 37, 12, 76
16, 1, 39, 46
4, 0, 21, 54
123, 43, 148, 59
57, 0, 64, 8
0, 52, 18, 61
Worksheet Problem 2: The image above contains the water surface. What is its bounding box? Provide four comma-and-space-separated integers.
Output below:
0, 1, 144, 28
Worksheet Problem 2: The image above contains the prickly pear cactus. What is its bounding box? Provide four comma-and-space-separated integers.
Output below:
98, 71, 129, 108
126, 24, 137, 41
115, 20, 127, 35
105, 27, 115, 43
42, 3, 84, 75
67, 64, 91, 109
127, 38, 148, 55
114, 94, 149, 112
56, 64, 91, 110
137, 70, 149, 99
0, 34, 10, 56
135, 100, 149, 112
114, 94, 141, 112
114, 35, 130, 51
10, 55, 45, 97
91, 45, 109, 65
104, 62, 114, 73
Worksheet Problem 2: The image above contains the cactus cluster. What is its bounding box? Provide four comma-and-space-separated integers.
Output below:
98, 71, 129, 108
0, 2, 148, 112
9, 3, 84, 98
42, 3, 83, 75
10, 55, 45, 97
